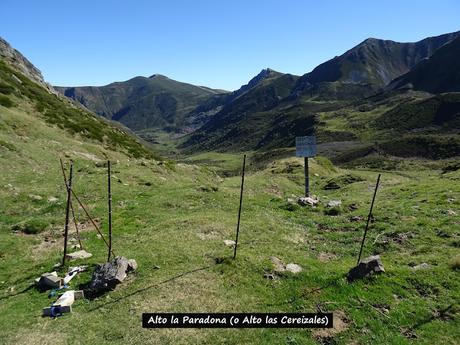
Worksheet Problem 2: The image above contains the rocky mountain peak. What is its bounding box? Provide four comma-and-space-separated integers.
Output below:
0, 37, 57, 94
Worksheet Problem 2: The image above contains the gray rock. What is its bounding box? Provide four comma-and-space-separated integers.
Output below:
270, 256, 286, 273
270, 256, 302, 274
412, 262, 430, 270
88, 256, 136, 293
66, 250, 92, 260
347, 255, 385, 282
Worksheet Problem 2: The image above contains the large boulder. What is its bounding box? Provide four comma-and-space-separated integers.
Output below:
347, 255, 385, 282
88, 256, 137, 294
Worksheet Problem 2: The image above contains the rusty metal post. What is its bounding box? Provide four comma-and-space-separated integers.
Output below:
357, 174, 381, 265
233, 154, 246, 260
107, 160, 112, 262
62, 160, 73, 266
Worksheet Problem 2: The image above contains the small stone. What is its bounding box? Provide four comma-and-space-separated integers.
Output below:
447, 210, 457, 216
223, 239, 236, 247
350, 215, 364, 222
270, 257, 302, 274
285, 263, 302, 273
47, 196, 59, 203
28, 194, 42, 201
347, 255, 385, 282
270, 256, 286, 273
412, 262, 430, 270
327, 200, 342, 208
297, 196, 319, 206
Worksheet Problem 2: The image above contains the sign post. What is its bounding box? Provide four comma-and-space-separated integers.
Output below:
296, 136, 316, 197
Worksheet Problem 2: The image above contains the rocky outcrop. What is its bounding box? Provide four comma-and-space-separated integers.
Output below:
0, 36, 57, 94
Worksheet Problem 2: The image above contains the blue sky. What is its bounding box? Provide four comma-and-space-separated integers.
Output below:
2, 0, 459, 90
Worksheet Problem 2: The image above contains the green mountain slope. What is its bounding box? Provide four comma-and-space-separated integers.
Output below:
180, 31, 460, 158
292, 31, 460, 99
180, 69, 303, 151
55, 75, 227, 133
389, 36, 460, 93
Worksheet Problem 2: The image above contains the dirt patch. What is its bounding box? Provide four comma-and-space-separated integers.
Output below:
31, 237, 62, 260
266, 185, 283, 197
196, 224, 225, 240
71, 218, 101, 232
317, 252, 338, 262
317, 224, 353, 233
313, 310, 349, 339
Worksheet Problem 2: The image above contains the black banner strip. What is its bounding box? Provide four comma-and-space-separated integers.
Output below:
142, 313, 333, 328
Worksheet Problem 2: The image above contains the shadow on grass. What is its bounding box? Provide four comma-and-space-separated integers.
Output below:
87, 264, 216, 312
0, 284, 35, 301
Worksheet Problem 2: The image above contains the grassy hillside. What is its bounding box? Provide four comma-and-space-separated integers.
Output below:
56, 75, 227, 133
0, 61, 156, 159
1, 147, 459, 344
179, 87, 460, 168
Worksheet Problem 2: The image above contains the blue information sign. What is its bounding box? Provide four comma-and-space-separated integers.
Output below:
296, 136, 316, 157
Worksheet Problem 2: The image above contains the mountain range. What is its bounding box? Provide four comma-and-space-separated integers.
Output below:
3, 30, 460, 163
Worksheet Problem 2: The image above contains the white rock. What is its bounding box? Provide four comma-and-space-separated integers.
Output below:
327, 200, 342, 208
48, 196, 59, 203
66, 250, 92, 260
223, 239, 236, 247
297, 196, 319, 206
285, 263, 302, 274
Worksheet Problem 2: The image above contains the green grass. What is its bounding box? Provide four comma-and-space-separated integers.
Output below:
0, 93, 14, 107
1, 146, 459, 344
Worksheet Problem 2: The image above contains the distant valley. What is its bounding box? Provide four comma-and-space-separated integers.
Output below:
49, 30, 460, 165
